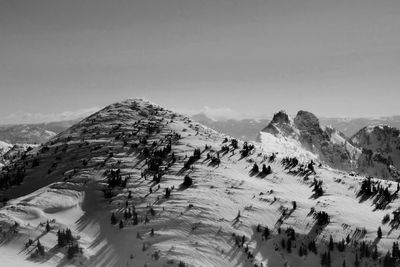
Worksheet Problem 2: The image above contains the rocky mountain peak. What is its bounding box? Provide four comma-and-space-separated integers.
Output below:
294, 110, 321, 132
270, 110, 290, 124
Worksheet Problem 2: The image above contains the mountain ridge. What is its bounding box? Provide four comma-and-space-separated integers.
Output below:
0, 99, 399, 266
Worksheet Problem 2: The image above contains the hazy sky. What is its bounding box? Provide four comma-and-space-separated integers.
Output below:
1, 0, 399, 124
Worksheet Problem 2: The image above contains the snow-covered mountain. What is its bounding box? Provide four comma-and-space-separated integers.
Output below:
0, 140, 13, 167
351, 125, 400, 179
0, 140, 12, 155
0, 120, 78, 145
0, 121, 76, 168
0, 99, 399, 267
0, 125, 55, 144
259, 110, 360, 171
258, 110, 400, 181
320, 116, 400, 138
190, 114, 400, 144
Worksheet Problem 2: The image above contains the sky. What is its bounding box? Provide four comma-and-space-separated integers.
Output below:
1, 0, 399, 124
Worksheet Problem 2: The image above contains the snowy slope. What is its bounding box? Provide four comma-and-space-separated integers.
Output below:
320, 116, 400, 138
0, 100, 398, 267
259, 131, 318, 163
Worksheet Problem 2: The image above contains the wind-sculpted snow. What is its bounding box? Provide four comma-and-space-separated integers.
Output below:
0, 99, 399, 266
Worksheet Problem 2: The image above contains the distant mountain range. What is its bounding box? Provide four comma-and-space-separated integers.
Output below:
0, 119, 79, 144
191, 113, 270, 141
1, 113, 398, 146
320, 116, 400, 137
192, 113, 400, 141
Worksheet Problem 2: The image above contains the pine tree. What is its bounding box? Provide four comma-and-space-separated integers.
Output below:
281, 238, 286, 249
378, 226, 383, 239
182, 175, 193, 187
327, 251, 331, 267
252, 163, 259, 173
57, 230, 65, 247
290, 228, 296, 241
308, 240, 317, 254
286, 239, 292, 253
263, 227, 270, 240
111, 212, 117, 225
67, 244, 80, 259
354, 253, 360, 267
262, 164, 272, 175
372, 246, 378, 260
165, 188, 171, 198
298, 246, 303, 257
329, 235, 334, 251
337, 239, 346, 252
65, 228, 73, 243
392, 241, 399, 259
37, 240, 45, 256
383, 251, 395, 267
321, 251, 331, 267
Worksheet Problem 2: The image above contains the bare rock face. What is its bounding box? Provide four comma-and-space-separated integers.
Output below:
294, 111, 321, 134
294, 111, 326, 152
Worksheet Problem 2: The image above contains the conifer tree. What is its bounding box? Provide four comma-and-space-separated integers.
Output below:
329, 235, 334, 251
111, 212, 117, 225
286, 239, 292, 253
252, 163, 259, 173
378, 226, 383, 239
